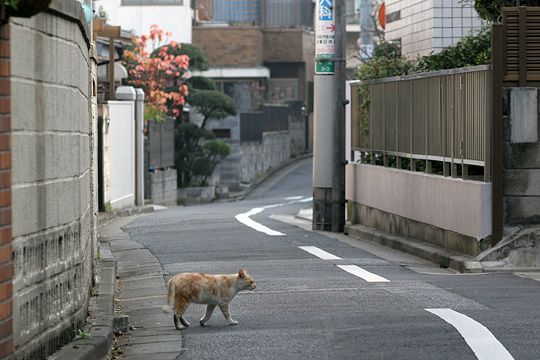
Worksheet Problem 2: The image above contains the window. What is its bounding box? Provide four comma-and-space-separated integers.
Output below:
386, 10, 401, 24
122, 0, 183, 6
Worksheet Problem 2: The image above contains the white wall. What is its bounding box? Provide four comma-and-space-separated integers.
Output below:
108, 101, 136, 209
385, 0, 484, 58
346, 163, 492, 240
95, 0, 192, 43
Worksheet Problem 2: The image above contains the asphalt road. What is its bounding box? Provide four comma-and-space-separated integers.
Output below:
123, 158, 540, 360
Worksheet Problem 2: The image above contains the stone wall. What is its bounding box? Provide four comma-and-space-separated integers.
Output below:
217, 131, 290, 189
503, 88, 540, 226
148, 169, 177, 206
9, 2, 95, 358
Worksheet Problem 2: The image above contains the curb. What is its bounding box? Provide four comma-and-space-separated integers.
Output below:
98, 205, 155, 228
49, 245, 117, 360
344, 223, 483, 273
228, 152, 313, 201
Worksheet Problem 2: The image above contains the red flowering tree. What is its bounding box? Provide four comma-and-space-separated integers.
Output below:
123, 25, 190, 121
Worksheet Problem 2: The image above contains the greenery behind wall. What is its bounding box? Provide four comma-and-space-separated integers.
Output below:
160, 43, 236, 188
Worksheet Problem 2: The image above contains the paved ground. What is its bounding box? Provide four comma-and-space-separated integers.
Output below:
104, 158, 540, 360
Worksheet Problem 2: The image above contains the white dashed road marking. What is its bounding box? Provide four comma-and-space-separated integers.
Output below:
299, 246, 342, 260
426, 308, 514, 360
337, 265, 390, 283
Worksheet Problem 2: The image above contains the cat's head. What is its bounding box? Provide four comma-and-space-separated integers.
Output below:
238, 269, 256, 291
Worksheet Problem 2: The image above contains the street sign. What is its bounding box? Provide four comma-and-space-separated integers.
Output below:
315, 0, 336, 72
315, 60, 335, 74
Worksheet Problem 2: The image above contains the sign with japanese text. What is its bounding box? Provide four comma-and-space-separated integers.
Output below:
315, 0, 335, 65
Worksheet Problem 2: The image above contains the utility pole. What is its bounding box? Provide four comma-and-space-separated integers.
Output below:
313, 0, 346, 232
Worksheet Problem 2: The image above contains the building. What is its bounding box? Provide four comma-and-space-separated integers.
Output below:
385, 0, 485, 58
196, 0, 313, 28
94, 0, 193, 43
193, 0, 315, 111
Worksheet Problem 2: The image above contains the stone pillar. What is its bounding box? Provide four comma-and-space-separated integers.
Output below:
135, 89, 145, 206
503, 87, 540, 225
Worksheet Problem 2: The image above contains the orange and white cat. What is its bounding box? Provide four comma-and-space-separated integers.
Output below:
161, 269, 256, 329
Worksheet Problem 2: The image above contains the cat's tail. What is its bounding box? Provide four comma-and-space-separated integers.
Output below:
161, 278, 174, 314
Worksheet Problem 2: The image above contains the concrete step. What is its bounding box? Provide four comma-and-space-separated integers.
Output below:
345, 223, 483, 273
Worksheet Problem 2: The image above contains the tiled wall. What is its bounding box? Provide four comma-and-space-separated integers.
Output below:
385, 0, 485, 59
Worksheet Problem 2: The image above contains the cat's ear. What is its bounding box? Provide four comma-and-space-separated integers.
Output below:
238, 269, 246, 279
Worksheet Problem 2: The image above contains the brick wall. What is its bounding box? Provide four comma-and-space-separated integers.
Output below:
193, 27, 263, 67
0, 22, 12, 360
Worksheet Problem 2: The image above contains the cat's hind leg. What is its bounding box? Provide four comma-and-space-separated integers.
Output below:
180, 316, 190, 327
173, 298, 189, 330
219, 304, 238, 325
200, 304, 216, 326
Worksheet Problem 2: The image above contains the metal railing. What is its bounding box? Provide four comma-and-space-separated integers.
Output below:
351, 65, 492, 181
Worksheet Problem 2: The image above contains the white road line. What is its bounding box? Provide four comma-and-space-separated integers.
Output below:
337, 265, 390, 282
299, 246, 342, 260
235, 196, 312, 236
426, 308, 514, 360
285, 196, 304, 200
235, 208, 285, 236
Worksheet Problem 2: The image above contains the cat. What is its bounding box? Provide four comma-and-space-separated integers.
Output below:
161, 269, 256, 329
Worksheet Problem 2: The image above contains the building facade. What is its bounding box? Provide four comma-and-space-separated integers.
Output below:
95, 0, 193, 43
385, 0, 485, 58
196, 0, 314, 28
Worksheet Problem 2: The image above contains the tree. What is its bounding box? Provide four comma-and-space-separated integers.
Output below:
123, 25, 190, 121
175, 123, 230, 187
152, 42, 237, 128
189, 90, 237, 129
461, 0, 540, 22
153, 42, 209, 71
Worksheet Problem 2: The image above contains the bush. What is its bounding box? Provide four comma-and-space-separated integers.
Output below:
415, 29, 491, 72
175, 123, 231, 187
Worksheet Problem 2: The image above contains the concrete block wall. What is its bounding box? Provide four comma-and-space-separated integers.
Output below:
9, 3, 94, 358
0, 22, 12, 360
148, 169, 177, 206
238, 131, 290, 184
503, 88, 540, 225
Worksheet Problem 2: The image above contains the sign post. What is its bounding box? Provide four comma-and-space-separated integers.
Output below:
313, 0, 341, 231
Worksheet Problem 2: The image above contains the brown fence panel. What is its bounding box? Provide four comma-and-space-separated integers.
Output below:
353, 66, 491, 175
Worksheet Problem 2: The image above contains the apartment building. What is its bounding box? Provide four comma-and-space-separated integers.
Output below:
95, 0, 193, 43
385, 0, 485, 58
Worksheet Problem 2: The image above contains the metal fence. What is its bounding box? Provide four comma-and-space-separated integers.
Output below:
240, 104, 289, 142
147, 117, 175, 169
262, 0, 314, 28
351, 65, 492, 181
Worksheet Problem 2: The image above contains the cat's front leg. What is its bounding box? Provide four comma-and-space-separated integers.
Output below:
200, 304, 216, 326
219, 304, 238, 325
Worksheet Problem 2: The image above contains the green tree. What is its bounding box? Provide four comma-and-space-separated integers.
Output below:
189, 90, 237, 129
461, 0, 540, 22
175, 123, 231, 187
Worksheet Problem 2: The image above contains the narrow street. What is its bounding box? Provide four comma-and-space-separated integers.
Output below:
111, 158, 540, 359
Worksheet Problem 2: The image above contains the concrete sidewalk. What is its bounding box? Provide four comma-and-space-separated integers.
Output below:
100, 216, 182, 360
